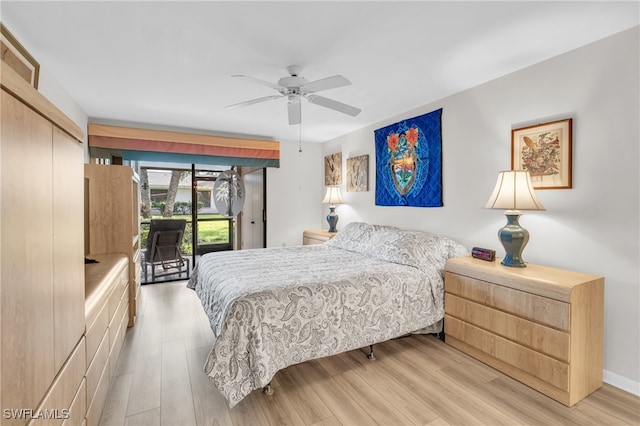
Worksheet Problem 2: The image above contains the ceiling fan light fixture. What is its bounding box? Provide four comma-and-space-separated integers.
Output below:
227, 65, 361, 125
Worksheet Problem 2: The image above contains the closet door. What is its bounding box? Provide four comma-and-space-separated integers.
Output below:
1, 90, 55, 418
52, 127, 85, 371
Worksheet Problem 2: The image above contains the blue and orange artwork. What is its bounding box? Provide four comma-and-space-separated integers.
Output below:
374, 109, 442, 207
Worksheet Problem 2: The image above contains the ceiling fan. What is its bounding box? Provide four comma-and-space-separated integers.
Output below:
225, 65, 361, 125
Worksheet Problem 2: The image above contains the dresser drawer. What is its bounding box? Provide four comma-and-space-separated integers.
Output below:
85, 302, 109, 365
445, 293, 569, 362
445, 272, 570, 331
445, 315, 569, 391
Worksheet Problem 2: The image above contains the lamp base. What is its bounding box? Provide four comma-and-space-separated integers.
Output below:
499, 210, 529, 267
326, 206, 339, 233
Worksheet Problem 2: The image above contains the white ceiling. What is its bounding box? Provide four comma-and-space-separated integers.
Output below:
2, 1, 638, 143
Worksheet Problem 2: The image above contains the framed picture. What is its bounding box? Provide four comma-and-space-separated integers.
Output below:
511, 118, 572, 189
324, 152, 342, 185
346, 154, 368, 192
1, 24, 40, 89
374, 108, 443, 207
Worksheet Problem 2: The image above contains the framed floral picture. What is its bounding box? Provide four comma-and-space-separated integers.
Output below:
511, 118, 572, 189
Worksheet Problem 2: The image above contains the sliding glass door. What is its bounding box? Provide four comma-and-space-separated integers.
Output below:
192, 167, 234, 256
139, 163, 235, 283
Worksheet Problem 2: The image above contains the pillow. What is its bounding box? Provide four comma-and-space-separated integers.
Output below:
327, 222, 468, 270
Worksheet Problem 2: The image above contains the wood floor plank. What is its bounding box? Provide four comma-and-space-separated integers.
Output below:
251, 383, 308, 426
276, 364, 334, 425
113, 321, 143, 376
582, 384, 640, 425
228, 391, 272, 426
406, 334, 501, 382
309, 416, 343, 426
483, 377, 591, 426
160, 339, 197, 426
332, 369, 415, 425
186, 346, 234, 426
126, 345, 161, 416
438, 364, 548, 425
124, 408, 160, 426
340, 349, 440, 425
99, 373, 132, 426
297, 361, 378, 426
98, 280, 639, 426
374, 341, 519, 425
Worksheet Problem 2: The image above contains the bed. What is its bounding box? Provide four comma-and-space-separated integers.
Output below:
187, 222, 468, 407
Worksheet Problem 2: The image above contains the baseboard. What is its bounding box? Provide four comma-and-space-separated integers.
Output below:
603, 369, 640, 396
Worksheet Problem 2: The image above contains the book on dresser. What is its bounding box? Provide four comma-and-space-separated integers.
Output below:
444, 256, 604, 407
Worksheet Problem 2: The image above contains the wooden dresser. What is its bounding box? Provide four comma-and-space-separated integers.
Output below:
444, 256, 604, 407
85, 164, 141, 326
303, 229, 337, 245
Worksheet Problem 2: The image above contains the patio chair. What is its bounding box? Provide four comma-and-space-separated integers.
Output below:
143, 219, 190, 283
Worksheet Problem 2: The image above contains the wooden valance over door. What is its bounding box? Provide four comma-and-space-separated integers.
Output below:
88, 123, 280, 167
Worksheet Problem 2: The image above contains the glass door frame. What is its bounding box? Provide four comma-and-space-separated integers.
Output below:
190, 165, 235, 264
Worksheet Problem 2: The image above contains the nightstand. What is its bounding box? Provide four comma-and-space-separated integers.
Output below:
303, 229, 337, 245
444, 256, 604, 407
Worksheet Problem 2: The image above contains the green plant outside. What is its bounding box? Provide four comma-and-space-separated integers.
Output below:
140, 214, 230, 255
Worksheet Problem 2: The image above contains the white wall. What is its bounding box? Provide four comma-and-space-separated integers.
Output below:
36, 67, 89, 150
322, 27, 640, 394
266, 139, 324, 247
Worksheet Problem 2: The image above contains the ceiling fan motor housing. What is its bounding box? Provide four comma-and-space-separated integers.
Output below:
278, 65, 308, 90
227, 64, 361, 125
278, 76, 308, 89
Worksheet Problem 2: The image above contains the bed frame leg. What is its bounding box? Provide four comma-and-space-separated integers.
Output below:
367, 344, 376, 360
263, 383, 274, 395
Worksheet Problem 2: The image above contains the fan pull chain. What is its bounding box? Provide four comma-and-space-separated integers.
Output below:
298, 108, 303, 154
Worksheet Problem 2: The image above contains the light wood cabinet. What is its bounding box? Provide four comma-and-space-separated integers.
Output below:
85, 164, 141, 326
303, 229, 337, 245
84, 254, 129, 426
444, 256, 604, 406
1, 61, 85, 425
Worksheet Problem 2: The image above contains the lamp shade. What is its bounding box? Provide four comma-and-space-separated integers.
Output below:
484, 170, 545, 211
322, 186, 344, 205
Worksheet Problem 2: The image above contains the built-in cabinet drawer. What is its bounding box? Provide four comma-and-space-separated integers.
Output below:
84, 254, 130, 425
444, 256, 604, 407
28, 338, 86, 426
85, 303, 109, 368
86, 332, 109, 403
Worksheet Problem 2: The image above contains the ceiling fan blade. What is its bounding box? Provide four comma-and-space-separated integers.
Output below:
288, 98, 301, 125
302, 75, 351, 93
225, 95, 282, 109
231, 75, 284, 91
306, 95, 361, 117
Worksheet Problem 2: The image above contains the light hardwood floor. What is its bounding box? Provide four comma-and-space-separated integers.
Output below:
99, 281, 640, 426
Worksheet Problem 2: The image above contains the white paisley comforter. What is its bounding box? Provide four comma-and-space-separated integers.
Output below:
187, 222, 468, 407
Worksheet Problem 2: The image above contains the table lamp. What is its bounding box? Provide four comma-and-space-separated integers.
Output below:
322, 186, 344, 233
484, 170, 545, 267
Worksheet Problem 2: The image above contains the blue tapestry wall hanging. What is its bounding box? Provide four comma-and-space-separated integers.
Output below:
374, 108, 443, 207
